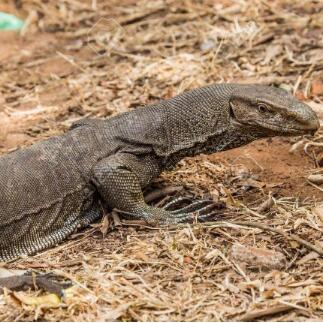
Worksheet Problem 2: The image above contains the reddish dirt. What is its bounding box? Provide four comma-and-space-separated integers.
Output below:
211, 137, 320, 200
0, 30, 77, 150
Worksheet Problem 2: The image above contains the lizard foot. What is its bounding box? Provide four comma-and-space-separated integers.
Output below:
117, 198, 224, 225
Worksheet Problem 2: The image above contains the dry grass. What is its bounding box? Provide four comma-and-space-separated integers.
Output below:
0, 0, 322, 321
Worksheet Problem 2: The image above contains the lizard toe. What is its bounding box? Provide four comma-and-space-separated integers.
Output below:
169, 199, 215, 214
162, 196, 194, 211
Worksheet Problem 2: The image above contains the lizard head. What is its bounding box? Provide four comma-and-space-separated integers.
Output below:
229, 85, 319, 136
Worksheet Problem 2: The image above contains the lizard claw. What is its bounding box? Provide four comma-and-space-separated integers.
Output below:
163, 198, 225, 224
169, 205, 224, 223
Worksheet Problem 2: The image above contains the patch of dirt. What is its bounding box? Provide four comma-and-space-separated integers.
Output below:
212, 137, 320, 200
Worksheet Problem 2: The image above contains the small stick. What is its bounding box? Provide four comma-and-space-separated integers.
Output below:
242, 205, 266, 218
238, 304, 293, 321
307, 180, 323, 192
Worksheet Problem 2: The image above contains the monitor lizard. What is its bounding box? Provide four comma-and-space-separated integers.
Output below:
0, 83, 319, 262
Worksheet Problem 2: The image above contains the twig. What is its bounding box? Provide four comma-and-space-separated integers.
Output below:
238, 304, 293, 321
56, 51, 87, 73
242, 206, 266, 218
307, 180, 323, 192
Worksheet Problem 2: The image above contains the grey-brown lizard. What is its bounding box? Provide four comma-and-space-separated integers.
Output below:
0, 84, 319, 262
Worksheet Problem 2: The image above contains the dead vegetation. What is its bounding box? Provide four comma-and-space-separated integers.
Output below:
0, 0, 322, 321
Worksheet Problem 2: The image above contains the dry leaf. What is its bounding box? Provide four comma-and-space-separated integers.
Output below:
261, 289, 275, 300
134, 251, 149, 262
100, 213, 110, 238
223, 274, 240, 294
289, 240, 300, 249
13, 292, 61, 308
297, 251, 320, 265
262, 44, 282, 65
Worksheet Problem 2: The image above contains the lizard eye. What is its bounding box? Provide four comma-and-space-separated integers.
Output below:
257, 103, 270, 113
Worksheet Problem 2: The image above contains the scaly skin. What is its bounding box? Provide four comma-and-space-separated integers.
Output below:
0, 84, 319, 261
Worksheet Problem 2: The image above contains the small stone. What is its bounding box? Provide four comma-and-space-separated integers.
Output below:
230, 243, 286, 270
308, 174, 323, 185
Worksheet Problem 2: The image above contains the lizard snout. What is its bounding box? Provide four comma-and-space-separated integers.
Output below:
303, 113, 320, 135
294, 102, 320, 135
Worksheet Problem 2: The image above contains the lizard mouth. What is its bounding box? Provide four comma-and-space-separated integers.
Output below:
230, 118, 307, 134
259, 121, 317, 135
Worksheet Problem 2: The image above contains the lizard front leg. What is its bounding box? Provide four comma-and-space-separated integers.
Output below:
91, 153, 217, 225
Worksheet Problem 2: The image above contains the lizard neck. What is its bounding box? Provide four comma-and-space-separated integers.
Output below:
163, 122, 264, 169
152, 83, 235, 157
